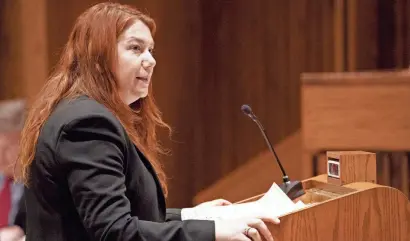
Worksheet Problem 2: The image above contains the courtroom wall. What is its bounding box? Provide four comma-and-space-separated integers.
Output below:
0, 0, 409, 206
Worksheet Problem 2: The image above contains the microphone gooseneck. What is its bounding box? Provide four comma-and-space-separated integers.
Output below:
241, 104, 305, 200
241, 104, 289, 183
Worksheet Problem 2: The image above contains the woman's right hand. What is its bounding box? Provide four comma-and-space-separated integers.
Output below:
0, 225, 25, 241
214, 217, 279, 241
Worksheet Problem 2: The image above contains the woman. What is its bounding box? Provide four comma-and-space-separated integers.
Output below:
16, 2, 278, 241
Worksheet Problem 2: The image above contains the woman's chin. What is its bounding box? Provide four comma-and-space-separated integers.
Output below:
121, 92, 147, 105
133, 91, 148, 101
138, 91, 148, 99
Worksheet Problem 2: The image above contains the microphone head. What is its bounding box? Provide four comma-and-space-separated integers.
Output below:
241, 104, 253, 116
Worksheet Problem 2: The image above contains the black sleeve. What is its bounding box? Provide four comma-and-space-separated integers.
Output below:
57, 115, 215, 241
166, 208, 182, 221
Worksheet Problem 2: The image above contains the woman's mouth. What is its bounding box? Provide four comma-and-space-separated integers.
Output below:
136, 77, 149, 83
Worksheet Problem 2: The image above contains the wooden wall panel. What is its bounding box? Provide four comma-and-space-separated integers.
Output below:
20, 0, 48, 102
193, 1, 337, 205
5, 0, 409, 207
0, 0, 23, 100
345, 0, 410, 70
407, 0, 410, 66
341, 0, 410, 197
0, 0, 336, 207
0, 0, 48, 102
346, 0, 379, 71
394, 0, 410, 67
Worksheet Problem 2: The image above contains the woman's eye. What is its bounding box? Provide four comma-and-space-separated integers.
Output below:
131, 45, 141, 52
149, 48, 155, 54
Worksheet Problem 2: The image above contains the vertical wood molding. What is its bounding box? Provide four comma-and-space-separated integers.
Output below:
346, 0, 357, 71
400, 154, 409, 197
20, 0, 48, 102
395, 0, 410, 67
333, 0, 346, 72
408, 0, 410, 66
395, 0, 406, 67
0, 1, 23, 100
397, 0, 410, 67
343, 0, 380, 70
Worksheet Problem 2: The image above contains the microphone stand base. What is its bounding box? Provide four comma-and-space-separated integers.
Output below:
278, 180, 305, 200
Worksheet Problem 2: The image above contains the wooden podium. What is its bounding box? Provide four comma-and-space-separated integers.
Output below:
194, 70, 410, 240
239, 151, 410, 241
195, 70, 410, 205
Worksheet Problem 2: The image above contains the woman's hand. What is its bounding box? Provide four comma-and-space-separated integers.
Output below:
0, 225, 25, 241
215, 217, 279, 241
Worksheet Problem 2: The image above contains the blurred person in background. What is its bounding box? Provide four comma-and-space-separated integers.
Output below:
0, 100, 26, 241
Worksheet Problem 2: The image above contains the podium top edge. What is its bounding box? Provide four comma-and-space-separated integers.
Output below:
326, 151, 375, 158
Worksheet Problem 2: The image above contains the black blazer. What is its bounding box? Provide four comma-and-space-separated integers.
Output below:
14, 192, 26, 232
24, 96, 214, 241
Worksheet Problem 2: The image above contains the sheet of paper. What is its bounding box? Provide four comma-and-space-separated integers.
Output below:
256, 182, 305, 217
188, 182, 306, 221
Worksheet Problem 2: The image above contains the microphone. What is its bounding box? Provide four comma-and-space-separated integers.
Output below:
241, 104, 305, 200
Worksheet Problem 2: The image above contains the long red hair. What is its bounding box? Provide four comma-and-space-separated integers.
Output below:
16, 2, 170, 195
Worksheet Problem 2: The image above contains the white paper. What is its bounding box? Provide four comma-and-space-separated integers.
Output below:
256, 182, 306, 217
186, 182, 306, 221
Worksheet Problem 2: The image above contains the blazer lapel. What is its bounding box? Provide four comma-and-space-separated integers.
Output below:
133, 146, 166, 211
